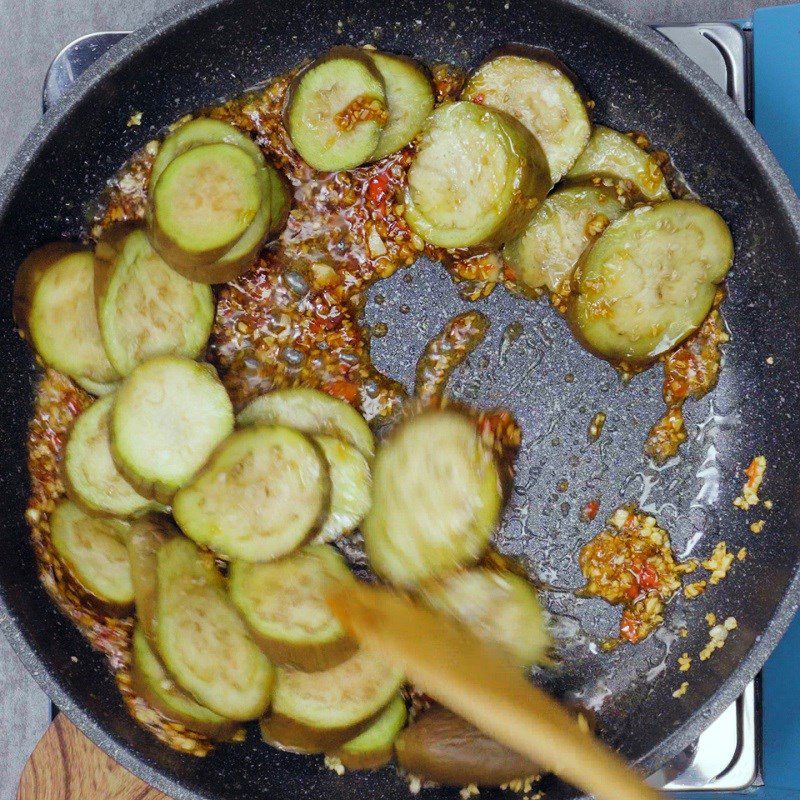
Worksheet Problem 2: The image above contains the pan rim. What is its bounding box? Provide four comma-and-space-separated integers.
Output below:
1, 0, 800, 796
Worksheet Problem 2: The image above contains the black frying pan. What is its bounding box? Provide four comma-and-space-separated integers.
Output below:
1, 1, 800, 798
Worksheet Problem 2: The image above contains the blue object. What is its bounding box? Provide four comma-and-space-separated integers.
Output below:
753, 4, 800, 190
752, 6, 800, 794
680, 5, 800, 797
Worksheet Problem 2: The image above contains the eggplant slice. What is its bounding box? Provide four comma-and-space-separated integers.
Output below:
568, 199, 734, 363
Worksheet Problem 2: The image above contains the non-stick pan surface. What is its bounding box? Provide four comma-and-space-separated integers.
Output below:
1, 1, 800, 798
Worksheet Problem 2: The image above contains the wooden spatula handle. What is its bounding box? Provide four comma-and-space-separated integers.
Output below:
17, 713, 171, 800
328, 582, 664, 800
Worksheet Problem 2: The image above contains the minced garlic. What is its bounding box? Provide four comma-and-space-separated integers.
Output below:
733, 456, 766, 510
684, 580, 707, 599
324, 755, 345, 775
703, 542, 734, 585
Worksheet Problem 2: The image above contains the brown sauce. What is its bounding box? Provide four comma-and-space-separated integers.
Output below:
24, 53, 730, 755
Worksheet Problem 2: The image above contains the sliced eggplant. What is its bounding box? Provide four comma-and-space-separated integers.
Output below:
94, 226, 215, 377
228, 544, 356, 670
63, 395, 156, 518
148, 117, 279, 282
127, 514, 177, 647
313, 435, 371, 543
150, 117, 265, 190
502, 185, 625, 293
368, 52, 434, 160
404, 101, 550, 249
13, 244, 120, 392
421, 569, 551, 668
566, 125, 671, 203
262, 648, 404, 752
76, 378, 119, 397
268, 168, 292, 237
363, 410, 502, 587
237, 388, 375, 458
176, 163, 276, 284
131, 625, 239, 739
395, 704, 541, 786
569, 200, 734, 363
334, 693, 407, 770
463, 52, 591, 182
150, 142, 264, 265
50, 499, 133, 615
111, 355, 234, 503
286, 47, 388, 172
154, 537, 273, 720
173, 426, 329, 562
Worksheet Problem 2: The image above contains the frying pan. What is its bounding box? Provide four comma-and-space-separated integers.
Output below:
1, 0, 799, 798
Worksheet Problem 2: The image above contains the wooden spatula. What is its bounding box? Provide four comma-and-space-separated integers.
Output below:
17, 713, 172, 800
328, 581, 664, 800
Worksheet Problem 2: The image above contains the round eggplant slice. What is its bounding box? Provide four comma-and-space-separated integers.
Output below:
170, 163, 277, 284
404, 101, 549, 249
131, 626, 240, 739
363, 410, 502, 587
395, 705, 542, 787
368, 52, 434, 160
50, 499, 133, 615
154, 537, 274, 720
286, 47, 388, 172
75, 377, 119, 397
150, 117, 265, 190
463, 52, 590, 182
150, 142, 264, 265
64, 395, 157, 518
313, 435, 372, 543
421, 569, 551, 668
228, 544, 357, 671
566, 125, 671, 203
94, 226, 215, 377
334, 693, 408, 770
264, 648, 404, 751
569, 200, 734, 363
127, 514, 177, 647
237, 387, 375, 458
173, 426, 329, 562
13, 244, 120, 390
502, 185, 625, 293
110, 355, 234, 503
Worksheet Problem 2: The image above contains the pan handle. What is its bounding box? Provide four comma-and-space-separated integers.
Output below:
42, 32, 130, 113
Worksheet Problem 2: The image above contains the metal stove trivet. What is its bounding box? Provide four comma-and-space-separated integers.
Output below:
42, 19, 763, 795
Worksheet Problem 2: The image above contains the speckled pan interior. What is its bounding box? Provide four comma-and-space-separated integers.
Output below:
1, 1, 800, 798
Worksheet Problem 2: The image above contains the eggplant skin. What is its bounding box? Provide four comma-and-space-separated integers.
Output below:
260, 711, 378, 754
395, 705, 541, 786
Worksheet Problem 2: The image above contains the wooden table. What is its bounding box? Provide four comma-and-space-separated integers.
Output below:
0, 0, 794, 798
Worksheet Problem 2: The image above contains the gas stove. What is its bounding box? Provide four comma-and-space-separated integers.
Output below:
40, 8, 800, 797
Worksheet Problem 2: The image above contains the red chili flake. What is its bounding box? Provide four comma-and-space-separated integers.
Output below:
472, 93, 485, 104
620, 611, 640, 643
637, 562, 659, 591
65, 396, 83, 416
582, 499, 600, 521
625, 582, 639, 601
744, 458, 760, 483
366, 172, 391, 204
325, 380, 359, 404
